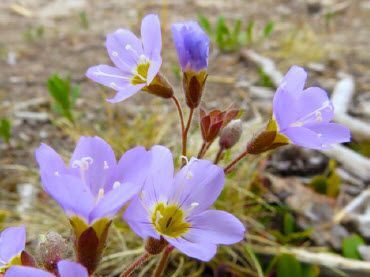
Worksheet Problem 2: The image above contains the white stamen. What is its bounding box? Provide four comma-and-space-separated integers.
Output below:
180, 155, 189, 165
72, 156, 93, 170
111, 51, 118, 56
113, 181, 121, 189
290, 121, 304, 127
97, 188, 105, 202
155, 210, 163, 225
317, 133, 322, 137
54, 171, 60, 176
103, 161, 109, 169
316, 111, 323, 122
191, 202, 199, 207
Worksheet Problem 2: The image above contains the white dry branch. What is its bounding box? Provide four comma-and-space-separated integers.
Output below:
253, 244, 370, 273
331, 75, 370, 140
323, 145, 370, 181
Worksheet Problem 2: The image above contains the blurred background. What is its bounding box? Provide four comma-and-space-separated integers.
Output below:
0, 0, 370, 276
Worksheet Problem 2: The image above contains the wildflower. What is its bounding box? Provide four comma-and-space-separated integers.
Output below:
172, 21, 210, 108
123, 146, 245, 261
35, 136, 151, 273
5, 260, 88, 277
0, 227, 27, 273
200, 106, 240, 143
248, 66, 350, 154
86, 14, 173, 103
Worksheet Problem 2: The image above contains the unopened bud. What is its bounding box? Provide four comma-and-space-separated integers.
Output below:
37, 232, 71, 274
219, 120, 243, 149
183, 71, 207, 108
145, 237, 167, 255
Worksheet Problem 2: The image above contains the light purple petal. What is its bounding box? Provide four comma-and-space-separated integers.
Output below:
123, 196, 160, 240
106, 84, 145, 103
106, 146, 151, 192
42, 174, 95, 221
294, 87, 334, 126
70, 136, 117, 196
279, 65, 307, 94
0, 226, 26, 264
35, 143, 67, 179
57, 260, 88, 277
307, 123, 350, 145
141, 14, 162, 60
5, 266, 53, 277
141, 146, 174, 206
187, 210, 245, 245
146, 58, 162, 85
170, 158, 224, 215
166, 237, 216, 261
281, 126, 322, 149
106, 29, 143, 71
273, 66, 307, 129
89, 182, 141, 223
85, 65, 130, 91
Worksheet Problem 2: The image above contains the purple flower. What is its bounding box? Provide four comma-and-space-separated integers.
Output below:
5, 260, 88, 277
86, 14, 162, 103
123, 146, 245, 261
172, 21, 210, 72
0, 227, 26, 272
272, 66, 350, 150
35, 136, 151, 225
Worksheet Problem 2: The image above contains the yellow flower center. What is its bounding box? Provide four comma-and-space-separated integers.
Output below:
0, 254, 22, 273
151, 203, 190, 238
131, 62, 150, 85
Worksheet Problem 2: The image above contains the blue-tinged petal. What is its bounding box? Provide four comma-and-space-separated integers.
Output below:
106, 84, 145, 103
106, 146, 151, 192
170, 158, 224, 215
142, 145, 174, 206
85, 65, 130, 91
70, 136, 117, 196
147, 58, 162, 85
42, 174, 95, 221
4, 266, 53, 277
0, 227, 26, 264
57, 260, 88, 277
141, 14, 162, 60
89, 182, 140, 223
35, 143, 67, 178
187, 210, 245, 245
307, 123, 350, 145
279, 65, 307, 94
123, 196, 160, 240
294, 87, 334, 126
166, 237, 216, 262
106, 29, 143, 71
281, 126, 322, 149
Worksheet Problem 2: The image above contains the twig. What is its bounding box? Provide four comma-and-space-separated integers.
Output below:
323, 144, 370, 180
334, 189, 370, 223
331, 75, 370, 140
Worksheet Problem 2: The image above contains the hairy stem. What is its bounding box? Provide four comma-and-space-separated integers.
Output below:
152, 246, 174, 277
197, 141, 207, 158
224, 149, 249, 174
214, 146, 224, 164
182, 108, 194, 161
121, 252, 151, 277
171, 95, 185, 134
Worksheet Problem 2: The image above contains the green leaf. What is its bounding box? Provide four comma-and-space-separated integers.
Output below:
342, 234, 365, 260
0, 118, 11, 143
309, 160, 341, 197
302, 264, 320, 277
215, 16, 230, 50
197, 14, 212, 34
276, 254, 302, 277
246, 20, 254, 43
79, 11, 89, 29
263, 21, 274, 38
47, 74, 79, 123
283, 212, 295, 235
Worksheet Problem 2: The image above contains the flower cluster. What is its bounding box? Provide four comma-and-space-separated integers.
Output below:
1, 13, 351, 277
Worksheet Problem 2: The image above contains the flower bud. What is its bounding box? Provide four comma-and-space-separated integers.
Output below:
200, 106, 240, 143
219, 119, 243, 149
37, 232, 71, 274
183, 71, 207, 108
145, 237, 167, 255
